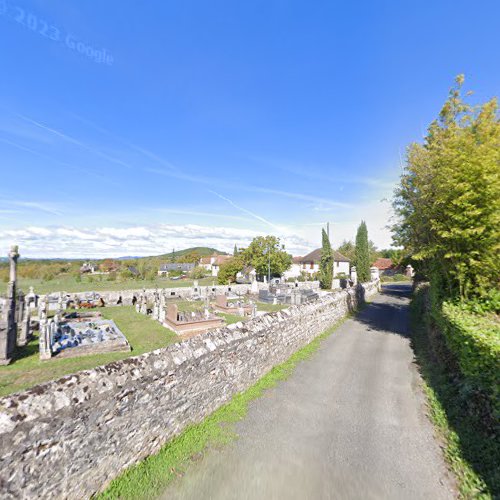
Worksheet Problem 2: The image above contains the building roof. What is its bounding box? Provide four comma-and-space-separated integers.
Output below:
300, 249, 350, 263
372, 258, 394, 270
159, 263, 195, 272
200, 255, 231, 266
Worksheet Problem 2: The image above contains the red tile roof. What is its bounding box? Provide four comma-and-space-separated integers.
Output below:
372, 258, 394, 270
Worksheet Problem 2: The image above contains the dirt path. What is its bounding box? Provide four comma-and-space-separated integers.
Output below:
162, 284, 454, 499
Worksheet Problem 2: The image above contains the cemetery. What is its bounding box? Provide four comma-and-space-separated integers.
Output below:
0, 247, 320, 397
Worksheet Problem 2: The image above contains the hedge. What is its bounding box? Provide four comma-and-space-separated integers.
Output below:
433, 301, 500, 420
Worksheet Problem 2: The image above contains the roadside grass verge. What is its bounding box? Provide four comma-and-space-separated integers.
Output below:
411, 290, 499, 499
97, 318, 347, 499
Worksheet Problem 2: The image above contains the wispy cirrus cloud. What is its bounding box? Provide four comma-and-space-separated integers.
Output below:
16, 114, 134, 170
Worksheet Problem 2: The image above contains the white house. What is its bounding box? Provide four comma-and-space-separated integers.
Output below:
199, 253, 232, 277
298, 249, 350, 277
282, 256, 303, 280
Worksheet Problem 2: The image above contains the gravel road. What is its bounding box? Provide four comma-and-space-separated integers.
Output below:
162, 283, 454, 500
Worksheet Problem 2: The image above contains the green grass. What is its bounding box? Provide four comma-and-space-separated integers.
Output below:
255, 301, 289, 313
0, 307, 178, 397
16, 276, 217, 295
411, 292, 499, 499
97, 319, 346, 499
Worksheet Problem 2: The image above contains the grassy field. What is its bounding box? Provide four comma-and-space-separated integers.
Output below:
0, 307, 178, 397
15, 276, 218, 295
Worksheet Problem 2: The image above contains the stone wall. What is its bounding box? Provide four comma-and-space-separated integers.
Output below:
0, 282, 379, 499
35, 281, 321, 308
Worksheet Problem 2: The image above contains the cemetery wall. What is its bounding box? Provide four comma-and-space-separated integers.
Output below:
0, 281, 378, 499
37, 281, 321, 307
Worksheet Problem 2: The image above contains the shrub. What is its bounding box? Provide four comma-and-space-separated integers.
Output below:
433, 301, 500, 420
189, 266, 207, 280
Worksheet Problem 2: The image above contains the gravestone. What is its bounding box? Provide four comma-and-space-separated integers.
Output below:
215, 294, 227, 308
167, 303, 178, 322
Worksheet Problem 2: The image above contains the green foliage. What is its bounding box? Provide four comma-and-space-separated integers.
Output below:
354, 221, 370, 282
217, 257, 244, 285
319, 229, 333, 289
433, 300, 500, 421
337, 240, 355, 262
189, 266, 207, 280
240, 236, 292, 278
392, 75, 500, 300
411, 288, 500, 497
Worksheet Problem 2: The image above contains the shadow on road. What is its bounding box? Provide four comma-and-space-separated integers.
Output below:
353, 283, 413, 338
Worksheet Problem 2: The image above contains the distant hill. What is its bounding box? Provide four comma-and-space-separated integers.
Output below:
153, 247, 228, 261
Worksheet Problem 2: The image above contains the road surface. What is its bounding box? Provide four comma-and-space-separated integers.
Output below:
162, 283, 454, 499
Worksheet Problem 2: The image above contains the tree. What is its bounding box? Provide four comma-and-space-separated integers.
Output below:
189, 266, 207, 280
392, 75, 500, 299
217, 257, 244, 285
177, 251, 200, 264
241, 236, 292, 279
337, 240, 355, 262
320, 229, 333, 289
233, 244, 238, 256
355, 221, 370, 282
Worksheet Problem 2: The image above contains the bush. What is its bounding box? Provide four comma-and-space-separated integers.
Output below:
434, 300, 500, 420
189, 266, 207, 280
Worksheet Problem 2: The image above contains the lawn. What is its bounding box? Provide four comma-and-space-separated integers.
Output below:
15, 276, 217, 295
0, 306, 178, 398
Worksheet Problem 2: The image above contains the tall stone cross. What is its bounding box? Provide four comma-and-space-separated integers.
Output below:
0, 245, 20, 365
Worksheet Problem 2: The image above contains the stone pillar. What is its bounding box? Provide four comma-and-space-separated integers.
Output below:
39, 318, 52, 360
0, 246, 20, 365
18, 308, 31, 347
16, 291, 25, 325
26, 286, 38, 309
350, 266, 357, 285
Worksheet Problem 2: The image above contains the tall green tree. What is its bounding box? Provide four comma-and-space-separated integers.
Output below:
337, 240, 355, 262
320, 228, 333, 289
355, 221, 371, 282
233, 244, 238, 256
392, 75, 500, 299
241, 236, 292, 279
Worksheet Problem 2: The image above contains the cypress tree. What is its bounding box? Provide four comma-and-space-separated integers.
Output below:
233, 244, 238, 256
355, 221, 370, 282
320, 228, 333, 289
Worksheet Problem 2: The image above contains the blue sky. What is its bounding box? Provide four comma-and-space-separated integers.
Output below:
1, 0, 499, 258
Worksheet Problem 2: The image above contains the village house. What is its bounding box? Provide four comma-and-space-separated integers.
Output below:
199, 253, 232, 277
158, 263, 195, 276
371, 258, 395, 276
80, 261, 98, 274
299, 249, 350, 277
282, 256, 303, 280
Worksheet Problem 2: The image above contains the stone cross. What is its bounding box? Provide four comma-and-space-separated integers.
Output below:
0, 246, 20, 365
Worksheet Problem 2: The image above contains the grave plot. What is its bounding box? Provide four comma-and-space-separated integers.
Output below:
212, 294, 255, 317
39, 313, 130, 360
162, 303, 225, 338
